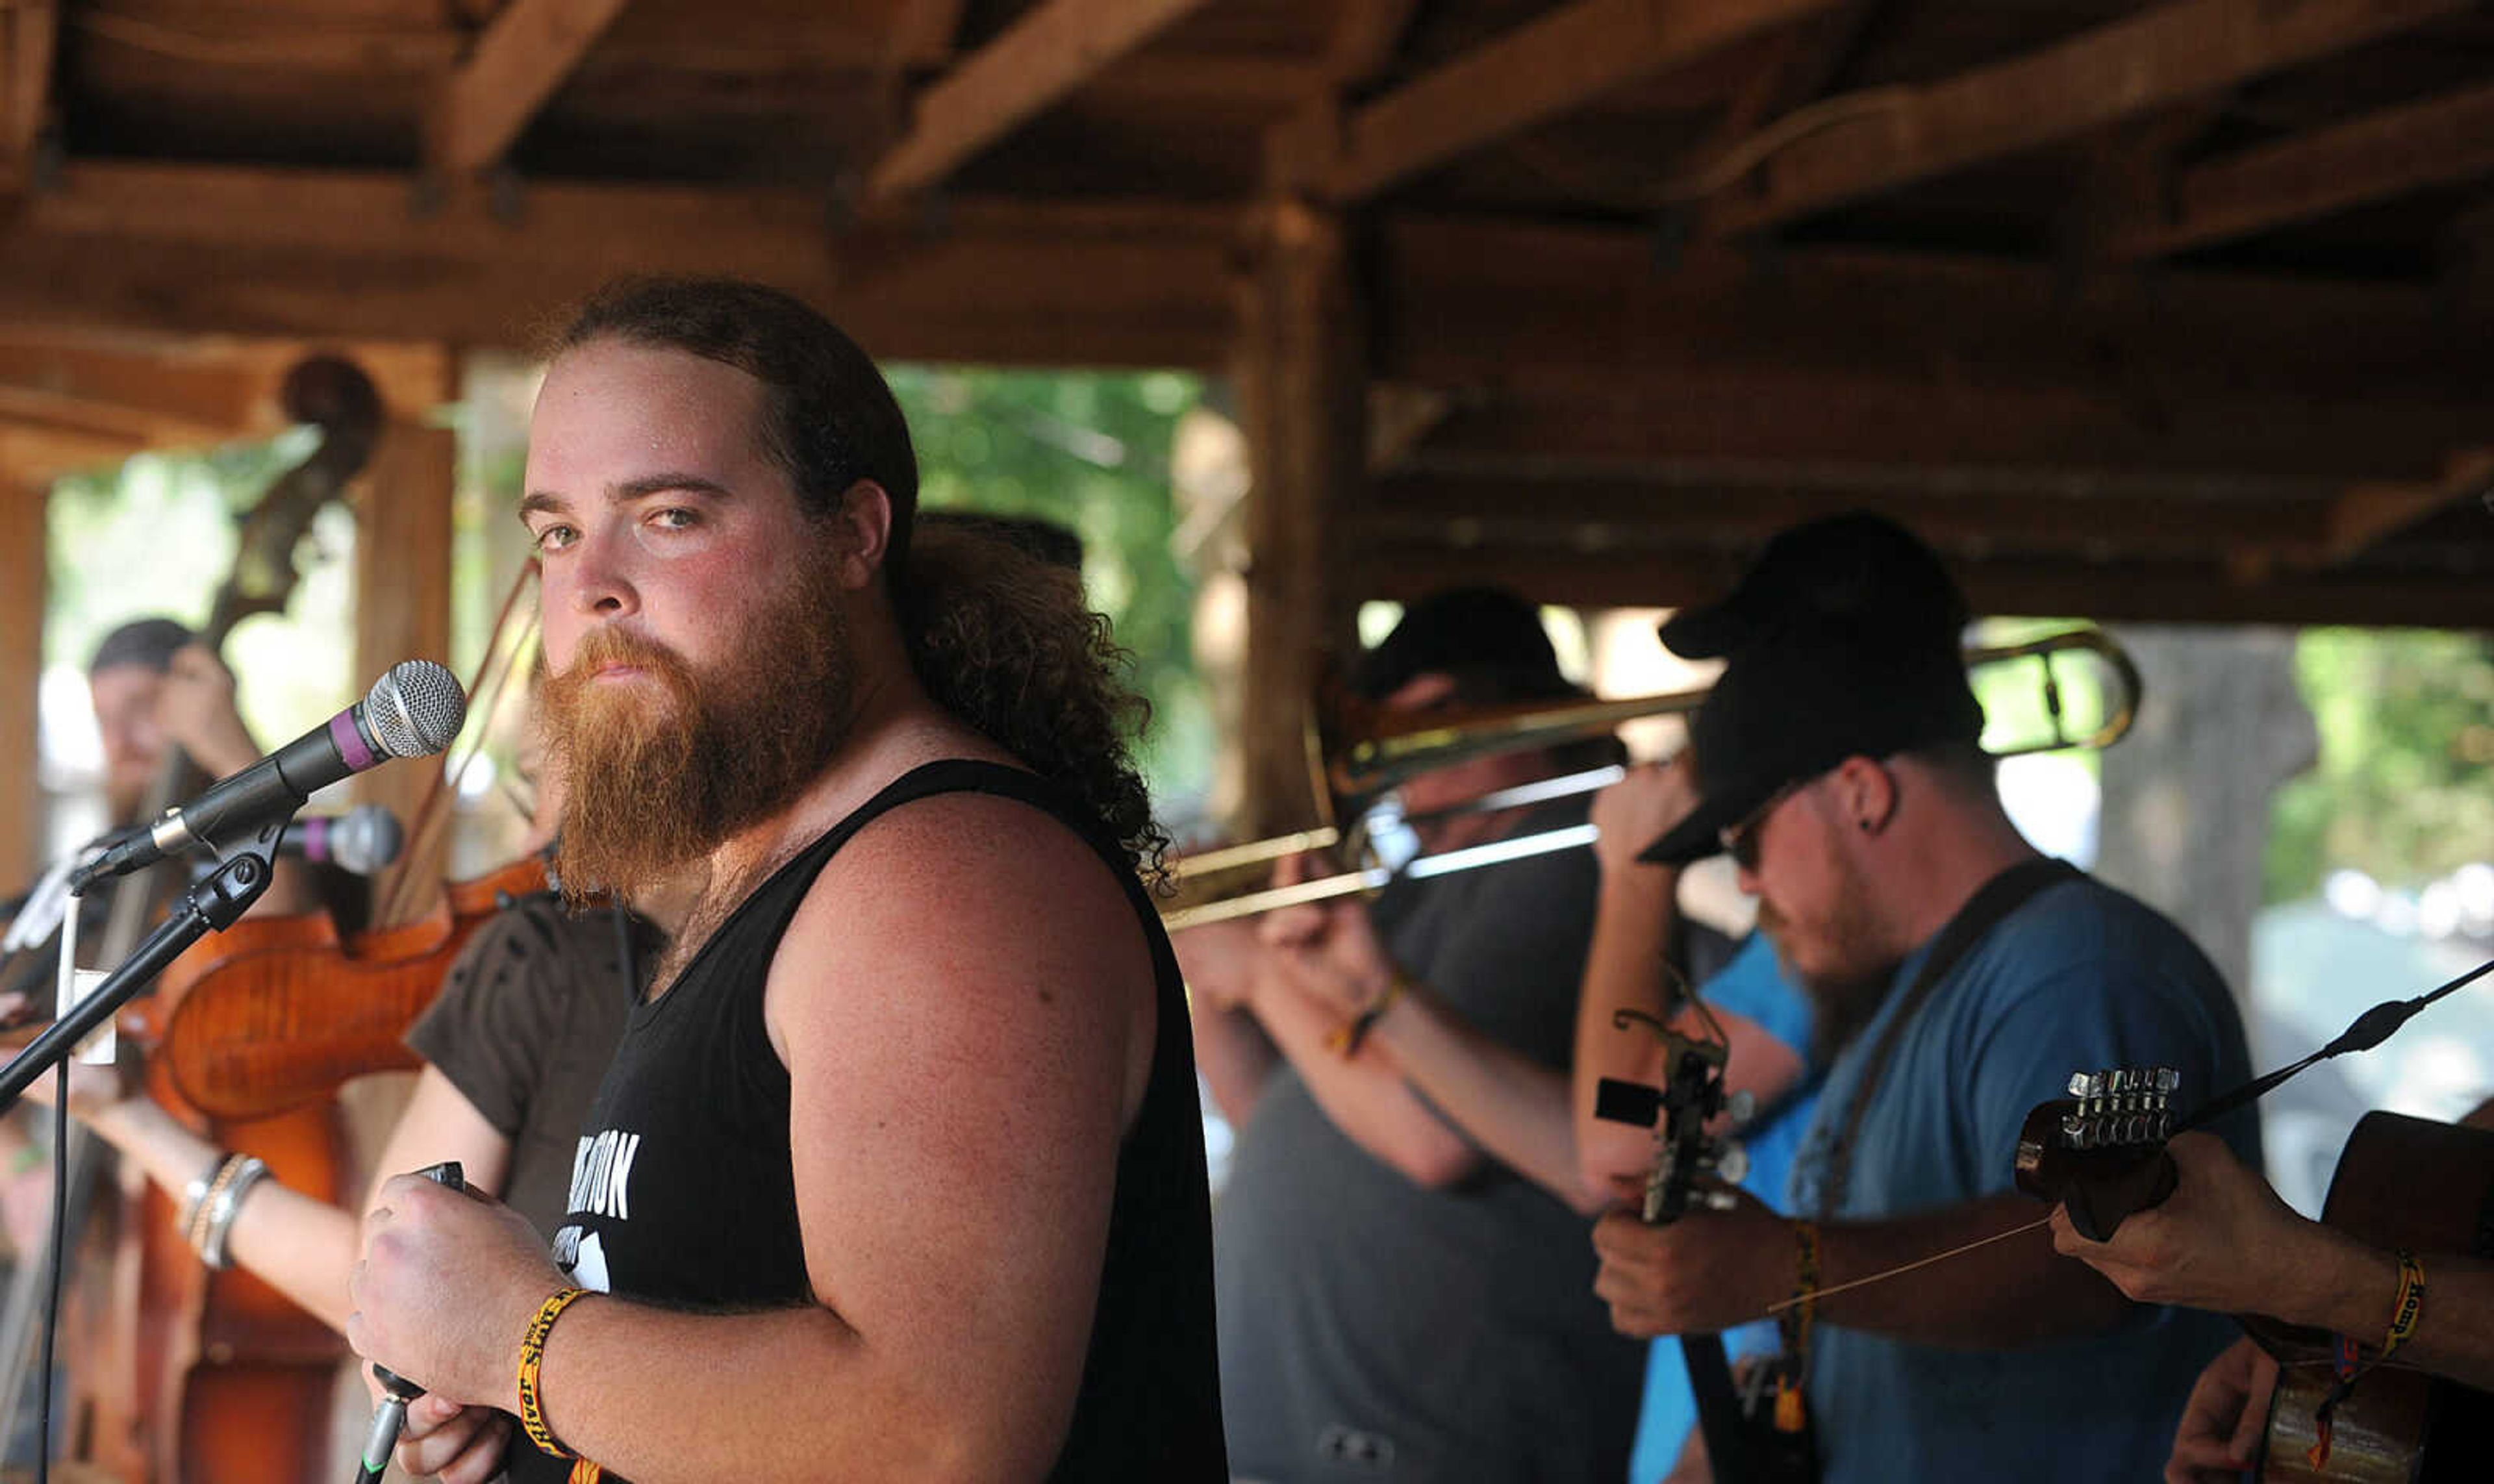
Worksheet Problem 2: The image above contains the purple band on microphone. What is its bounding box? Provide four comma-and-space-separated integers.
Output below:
330, 711, 377, 772
300, 816, 330, 863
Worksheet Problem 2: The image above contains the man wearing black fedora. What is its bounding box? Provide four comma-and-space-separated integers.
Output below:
1589, 513, 2261, 1484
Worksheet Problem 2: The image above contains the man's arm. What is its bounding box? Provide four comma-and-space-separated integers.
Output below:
1593, 1185, 2130, 1348
1170, 918, 1280, 1126
2056, 1130, 2494, 1391
1243, 948, 1481, 1188
351, 793, 1154, 1484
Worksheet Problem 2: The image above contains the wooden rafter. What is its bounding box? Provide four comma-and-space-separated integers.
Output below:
868, 0, 1215, 203
1701, 0, 2467, 237
431, 0, 635, 177
1683, 0, 1877, 185
1346, 543, 2494, 629
2105, 82, 2494, 262
1323, 0, 1426, 94
2, 0, 57, 181
2326, 448, 2494, 564
883, 0, 972, 73
1300, 0, 1841, 202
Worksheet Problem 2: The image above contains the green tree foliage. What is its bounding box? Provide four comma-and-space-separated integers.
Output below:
888, 366, 1211, 811
2267, 628, 2494, 901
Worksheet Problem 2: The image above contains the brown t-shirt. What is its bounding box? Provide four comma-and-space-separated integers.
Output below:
405, 892, 655, 1237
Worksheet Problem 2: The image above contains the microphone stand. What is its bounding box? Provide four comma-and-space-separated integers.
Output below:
0, 820, 279, 1482
0, 822, 277, 1109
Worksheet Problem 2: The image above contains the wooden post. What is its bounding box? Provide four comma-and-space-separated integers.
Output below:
1233, 199, 1367, 836
0, 477, 42, 884
354, 410, 457, 911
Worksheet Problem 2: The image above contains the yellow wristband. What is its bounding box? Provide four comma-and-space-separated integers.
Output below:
2382, 1249, 2425, 1359
517, 1286, 592, 1459
1328, 971, 1409, 1059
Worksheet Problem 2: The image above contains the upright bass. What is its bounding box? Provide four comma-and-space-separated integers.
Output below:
15, 355, 385, 1484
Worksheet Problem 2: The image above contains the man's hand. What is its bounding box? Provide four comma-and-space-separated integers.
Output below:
389, 1392, 513, 1484
156, 644, 260, 777
349, 1172, 568, 1411
1591, 1188, 1791, 1337
1589, 756, 1699, 881
2050, 1132, 2316, 1316
2163, 1336, 2274, 1484
1256, 853, 1394, 1016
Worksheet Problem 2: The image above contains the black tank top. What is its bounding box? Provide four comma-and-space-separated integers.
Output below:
516, 761, 1227, 1482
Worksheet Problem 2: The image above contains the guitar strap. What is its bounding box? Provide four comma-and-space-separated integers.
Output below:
1811, 855, 2084, 1222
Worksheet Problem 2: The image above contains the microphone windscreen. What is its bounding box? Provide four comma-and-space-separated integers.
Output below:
368, 660, 468, 759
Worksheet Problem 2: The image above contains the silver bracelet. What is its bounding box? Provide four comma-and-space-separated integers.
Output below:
194, 1155, 269, 1272
175, 1153, 225, 1247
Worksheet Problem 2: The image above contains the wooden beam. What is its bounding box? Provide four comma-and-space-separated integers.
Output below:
2106, 82, 2494, 261
0, 162, 1244, 366
0, 418, 143, 478
1305, 0, 1839, 201
1347, 544, 2494, 630
1235, 199, 1366, 833
1375, 218, 2488, 416
355, 412, 458, 912
868, 0, 1215, 203
883, 0, 972, 71
1360, 470, 2339, 563
0, 383, 228, 447
0, 475, 39, 883
1324, 0, 1426, 93
1, 0, 56, 182
433, 0, 635, 176
2326, 447, 2494, 564
1702, 0, 2467, 237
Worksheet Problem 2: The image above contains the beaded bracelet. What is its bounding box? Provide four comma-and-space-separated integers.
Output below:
518, 1286, 593, 1459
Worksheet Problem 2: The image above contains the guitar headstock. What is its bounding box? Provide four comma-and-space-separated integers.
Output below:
1594, 1014, 1751, 1226
2013, 1065, 2182, 1242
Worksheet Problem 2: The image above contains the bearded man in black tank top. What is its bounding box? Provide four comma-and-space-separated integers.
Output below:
346, 278, 1226, 1484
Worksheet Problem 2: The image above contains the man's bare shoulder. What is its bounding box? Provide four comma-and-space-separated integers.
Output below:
770, 784, 1152, 1012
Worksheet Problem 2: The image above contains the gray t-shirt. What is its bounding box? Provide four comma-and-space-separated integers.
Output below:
1213, 810, 1644, 1482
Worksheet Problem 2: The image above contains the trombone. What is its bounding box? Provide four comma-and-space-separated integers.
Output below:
1161, 625, 2141, 931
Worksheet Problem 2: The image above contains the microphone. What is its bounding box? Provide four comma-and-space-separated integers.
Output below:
254, 805, 407, 876
77, 660, 465, 890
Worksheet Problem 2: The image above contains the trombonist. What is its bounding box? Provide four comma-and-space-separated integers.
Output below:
1178, 587, 1646, 1484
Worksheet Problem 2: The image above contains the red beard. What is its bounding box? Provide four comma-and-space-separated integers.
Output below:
540, 560, 853, 903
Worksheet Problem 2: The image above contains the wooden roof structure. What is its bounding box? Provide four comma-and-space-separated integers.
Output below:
1, 0, 2491, 838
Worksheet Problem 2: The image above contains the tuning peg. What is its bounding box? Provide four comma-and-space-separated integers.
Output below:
1726, 1090, 1756, 1124
2067, 1070, 2096, 1098
1700, 1190, 1739, 1212
1713, 1144, 1750, 1185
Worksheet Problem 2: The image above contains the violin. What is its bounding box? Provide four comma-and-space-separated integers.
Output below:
132, 852, 551, 1124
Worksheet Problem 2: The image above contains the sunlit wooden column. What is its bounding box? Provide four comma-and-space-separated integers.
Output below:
0, 475, 44, 883
1233, 198, 1368, 837
353, 360, 457, 911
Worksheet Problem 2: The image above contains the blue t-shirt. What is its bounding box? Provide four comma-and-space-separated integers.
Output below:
1627, 933, 1820, 1483
1787, 873, 2260, 1484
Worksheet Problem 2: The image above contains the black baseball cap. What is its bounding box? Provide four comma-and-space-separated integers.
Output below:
1659, 510, 1969, 660
1354, 587, 1576, 703
1639, 514, 1984, 865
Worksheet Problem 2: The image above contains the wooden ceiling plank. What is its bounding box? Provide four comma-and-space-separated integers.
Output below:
434, 0, 636, 176
3, 0, 57, 175
1348, 544, 2494, 629
1316, 0, 1842, 202
1324, 0, 1426, 93
1702, 0, 2466, 238
2106, 81, 2494, 261
2326, 448, 2494, 564
883, 0, 973, 72
868, 0, 1216, 203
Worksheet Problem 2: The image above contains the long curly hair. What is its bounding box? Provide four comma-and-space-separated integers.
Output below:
901, 519, 1170, 888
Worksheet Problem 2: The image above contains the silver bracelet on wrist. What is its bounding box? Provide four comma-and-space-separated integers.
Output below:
186, 1154, 269, 1272
175, 1153, 225, 1246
